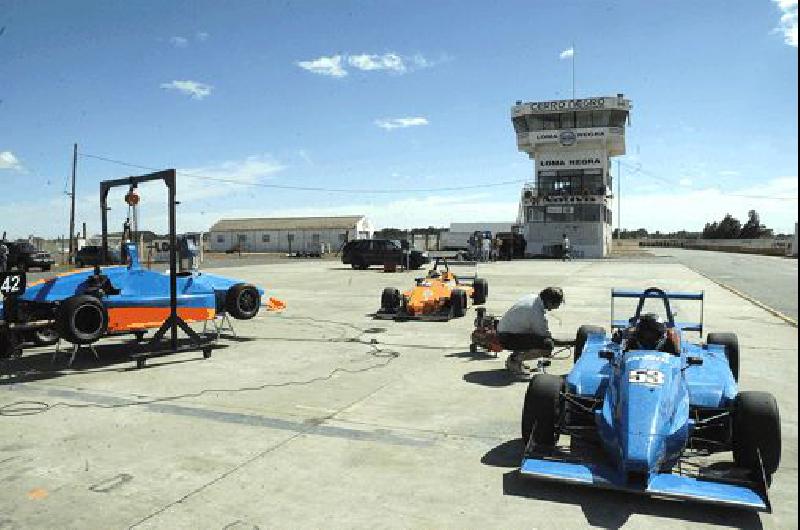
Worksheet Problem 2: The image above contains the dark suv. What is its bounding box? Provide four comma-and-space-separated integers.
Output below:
76, 245, 122, 267
341, 239, 429, 270
3, 241, 54, 271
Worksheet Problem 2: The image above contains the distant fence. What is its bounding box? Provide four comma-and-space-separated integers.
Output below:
634, 238, 793, 257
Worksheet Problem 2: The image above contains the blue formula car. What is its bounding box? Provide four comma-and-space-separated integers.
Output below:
520, 287, 781, 512
0, 243, 263, 357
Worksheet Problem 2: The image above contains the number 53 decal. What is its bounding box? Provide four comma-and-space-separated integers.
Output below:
628, 369, 664, 385
0, 272, 26, 296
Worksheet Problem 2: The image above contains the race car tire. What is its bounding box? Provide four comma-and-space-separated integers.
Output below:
451, 289, 467, 318
473, 278, 488, 305
522, 374, 563, 447
707, 332, 739, 382
30, 327, 59, 347
381, 287, 401, 313
57, 295, 108, 345
225, 283, 261, 320
733, 391, 781, 478
575, 325, 605, 362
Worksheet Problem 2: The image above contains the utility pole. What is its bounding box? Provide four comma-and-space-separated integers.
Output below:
617, 159, 621, 239
68, 143, 78, 264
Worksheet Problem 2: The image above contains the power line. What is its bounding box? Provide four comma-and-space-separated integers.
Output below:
78, 152, 527, 195
618, 160, 797, 201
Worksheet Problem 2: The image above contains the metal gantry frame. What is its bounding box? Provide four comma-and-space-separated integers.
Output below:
100, 169, 211, 363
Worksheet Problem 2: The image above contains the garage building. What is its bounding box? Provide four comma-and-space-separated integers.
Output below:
208, 215, 373, 253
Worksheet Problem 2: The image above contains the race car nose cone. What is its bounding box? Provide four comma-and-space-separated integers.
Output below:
622, 433, 663, 477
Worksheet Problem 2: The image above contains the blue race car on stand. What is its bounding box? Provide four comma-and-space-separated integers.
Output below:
520, 287, 781, 512
0, 243, 263, 360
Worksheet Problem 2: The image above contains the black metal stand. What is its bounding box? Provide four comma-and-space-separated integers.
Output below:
100, 169, 213, 368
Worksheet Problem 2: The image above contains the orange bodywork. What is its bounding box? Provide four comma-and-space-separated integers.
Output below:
402, 271, 473, 316
107, 307, 215, 332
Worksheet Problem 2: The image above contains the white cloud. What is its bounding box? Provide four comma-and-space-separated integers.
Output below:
196, 31, 209, 41
296, 55, 348, 77
678, 178, 693, 187
773, 0, 798, 46
160, 80, 213, 100
0, 151, 22, 170
559, 47, 574, 59
169, 36, 189, 48
348, 53, 407, 73
297, 52, 439, 77
375, 117, 429, 130
178, 193, 518, 233
718, 170, 741, 177
620, 176, 798, 233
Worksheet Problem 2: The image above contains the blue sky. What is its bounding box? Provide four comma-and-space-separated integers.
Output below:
1, 0, 797, 238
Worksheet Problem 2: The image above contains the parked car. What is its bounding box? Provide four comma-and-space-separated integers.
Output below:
341, 239, 429, 270
3, 241, 54, 271
76, 245, 122, 267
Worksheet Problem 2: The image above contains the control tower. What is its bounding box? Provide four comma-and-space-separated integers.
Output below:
511, 94, 631, 258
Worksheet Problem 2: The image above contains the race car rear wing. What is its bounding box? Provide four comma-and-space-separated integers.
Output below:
611, 288, 705, 335
443, 259, 478, 282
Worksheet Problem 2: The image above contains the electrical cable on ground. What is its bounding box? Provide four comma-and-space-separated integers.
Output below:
0, 317, 400, 418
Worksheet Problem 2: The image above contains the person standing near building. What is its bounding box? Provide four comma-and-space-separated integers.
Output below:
562, 233, 571, 261
481, 234, 492, 262
0, 241, 8, 272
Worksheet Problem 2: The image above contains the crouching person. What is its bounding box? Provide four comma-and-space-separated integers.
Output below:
498, 287, 572, 377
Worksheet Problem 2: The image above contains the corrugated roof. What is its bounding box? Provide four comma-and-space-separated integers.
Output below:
210, 215, 365, 232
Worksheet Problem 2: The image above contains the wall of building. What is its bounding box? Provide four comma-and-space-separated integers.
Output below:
208, 218, 373, 253
523, 221, 610, 258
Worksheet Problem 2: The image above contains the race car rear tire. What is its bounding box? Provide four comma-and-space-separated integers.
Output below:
451, 289, 467, 318
473, 278, 488, 305
57, 295, 108, 345
575, 325, 605, 362
225, 283, 261, 320
381, 287, 401, 313
733, 391, 781, 478
707, 332, 739, 382
522, 374, 563, 447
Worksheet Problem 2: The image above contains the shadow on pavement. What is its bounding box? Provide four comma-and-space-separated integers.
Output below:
481, 439, 764, 530
463, 368, 523, 387
1, 338, 227, 385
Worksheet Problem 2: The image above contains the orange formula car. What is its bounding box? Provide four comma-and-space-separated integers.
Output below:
376, 258, 488, 321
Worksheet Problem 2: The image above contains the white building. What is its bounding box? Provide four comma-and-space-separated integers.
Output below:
511, 95, 631, 258
208, 215, 373, 253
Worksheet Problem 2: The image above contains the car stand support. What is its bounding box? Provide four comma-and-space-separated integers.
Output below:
51, 340, 100, 367
202, 312, 237, 341
100, 170, 214, 369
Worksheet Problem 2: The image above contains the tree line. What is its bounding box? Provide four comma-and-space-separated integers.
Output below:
613, 210, 779, 240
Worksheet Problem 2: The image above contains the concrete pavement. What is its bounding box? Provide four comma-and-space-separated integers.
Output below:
651, 248, 798, 321
1, 258, 797, 529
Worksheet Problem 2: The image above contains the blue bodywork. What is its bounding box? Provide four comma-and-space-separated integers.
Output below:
520, 288, 769, 511
0, 244, 263, 326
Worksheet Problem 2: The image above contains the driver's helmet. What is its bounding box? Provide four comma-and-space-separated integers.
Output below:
427, 270, 441, 279
634, 313, 667, 350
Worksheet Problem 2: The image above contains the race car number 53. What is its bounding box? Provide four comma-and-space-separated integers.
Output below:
0, 272, 26, 296
628, 369, 664, 385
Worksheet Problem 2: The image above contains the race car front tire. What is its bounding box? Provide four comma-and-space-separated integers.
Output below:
226, 283, 261, 320
733, 391, 781, 478
472, 278, 488, 305
380, 288, 401, 313
57, 295, 108, 345
707, 332, 740, 382
451, 289, 467, 318
522, 374, 563, 448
